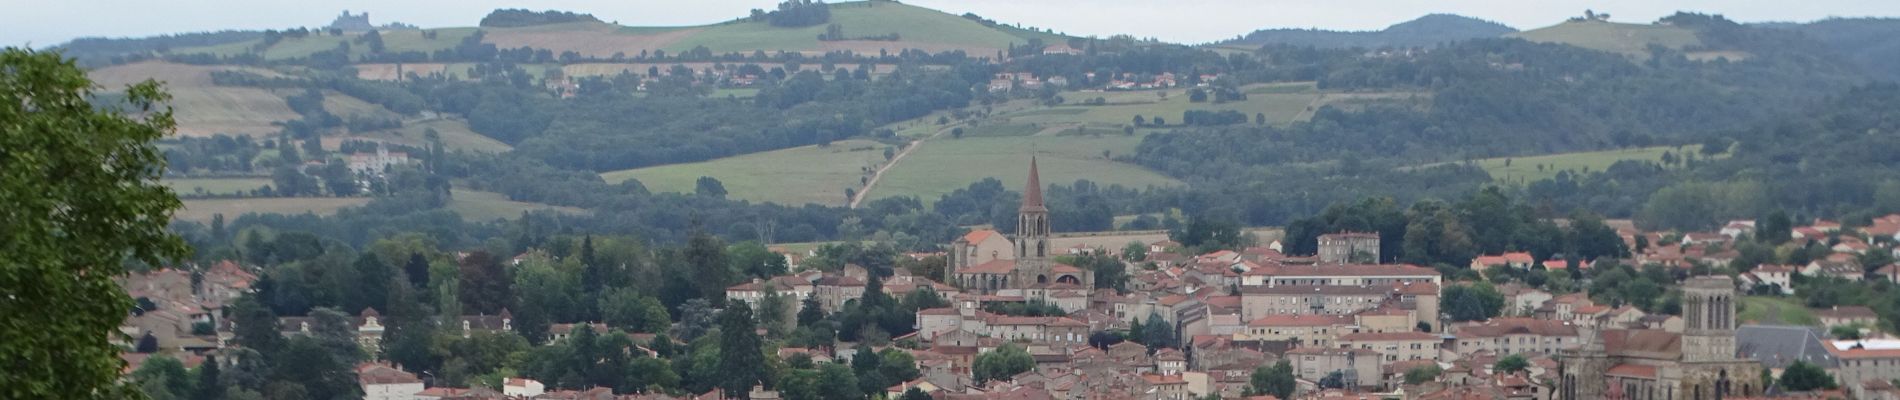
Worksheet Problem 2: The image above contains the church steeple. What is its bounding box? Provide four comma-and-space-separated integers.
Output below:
1016, 157, 1051, 259
1020, 156, 1046, 212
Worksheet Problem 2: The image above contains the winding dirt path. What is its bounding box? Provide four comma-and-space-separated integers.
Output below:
849, 125, 952, 208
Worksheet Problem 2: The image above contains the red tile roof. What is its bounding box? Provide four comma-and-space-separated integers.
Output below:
1454, 318, 1578, 338
1284, 347, 1380, 356
1249, 263, 1441, 277
1601, 329, 1681, 357
1339, 331, 1439, 341
1606, 364, 1658, 379
962, 229, 1001, 244
1247, 314, 1351, 327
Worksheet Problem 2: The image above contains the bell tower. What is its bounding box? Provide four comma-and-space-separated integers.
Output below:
1011, 157, 1055, 286
1016, 157, 1051, 260
1682, 275, 1739, 363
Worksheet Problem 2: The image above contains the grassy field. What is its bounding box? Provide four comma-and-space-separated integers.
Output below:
89, 62, 300, 137
864, 134, 1181, 203
1739, 296, 1820, 326
600, 139, 893, 206
320, 89, 403, 120
172, 28, 479, 60
1000, 84, 1326, 130
1508, 20, 1701, 57
664, 1, 1032, 55
1456, 145, 1714, 184
176, 197, 372, 222
449, 190, 588, 221
355, 62, 492, 81
164, 178, 272, 196
486, 22, 700, 58
169, 3, 1055, 59
961, 123, 1045, 137
349, 118, 512, 153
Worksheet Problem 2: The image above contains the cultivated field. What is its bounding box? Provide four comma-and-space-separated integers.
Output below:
449, 189, 588, 221
559, 62, 906, 80
998, 82, 1330, 132
1455, 144, 1714, 184
321, 89, 403, 120
349, 118, 512, 153
662, 1, 1032, 55
163, 178, 272, 196
600, 139, 894, 206
1509, 20, 1702, 57
863, 135, 1181, 204
485, 22, 700, 58
176, 197, 372, 222
89, 62, 300, 137
172, 28, 479, 60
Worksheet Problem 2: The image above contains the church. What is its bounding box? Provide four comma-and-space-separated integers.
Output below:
944, 158, 1093, 294
1559, 276, 1764, 400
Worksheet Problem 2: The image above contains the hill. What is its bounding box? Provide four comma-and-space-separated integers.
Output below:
1765, 18, 1900, 81
159, 1, 1058, 62
1219, 14, 1515, 49
601, 139, 893, 207
1415, 145, 1717, 185
1507, 20, 1702, 57
88, 61, 300, 137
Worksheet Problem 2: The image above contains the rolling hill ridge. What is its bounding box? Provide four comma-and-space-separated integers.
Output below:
1218, 14, 1516, 49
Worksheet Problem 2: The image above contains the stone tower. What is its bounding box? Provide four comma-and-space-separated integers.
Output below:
1559, 330, 1613, 400
1012, 157, 1055, 285
1681, 276, 1739, 363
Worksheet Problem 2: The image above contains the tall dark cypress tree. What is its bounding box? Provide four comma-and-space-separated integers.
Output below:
580, 236, 603, 298
684, 229, 733, 301
403, 253, 430, 290
353, 254, 393, 314
194, 355, 221, 400
716, 301, 764, 398
230, 296, 283, 355
796, 295, 825, 327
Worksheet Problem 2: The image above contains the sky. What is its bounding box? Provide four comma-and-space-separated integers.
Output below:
6, 0, 1899, 47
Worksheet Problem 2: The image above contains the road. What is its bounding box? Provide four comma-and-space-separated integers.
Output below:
849, 125, 950, 208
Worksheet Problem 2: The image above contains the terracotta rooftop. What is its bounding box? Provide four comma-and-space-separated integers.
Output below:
1606, 364, 1658, 378
1601, 329, 1682, 358
1249, 263, 1440, 277
1247, 314, 1352, 327
1240, 281, 1438, 296
1455, 318, 1578, 338
962, 229, 1001, 244
1285, 347, 1380, 356
1339, 331, 1440, 341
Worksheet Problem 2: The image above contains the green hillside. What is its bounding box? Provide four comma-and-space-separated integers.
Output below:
1508, 20, 1700, 57
662, 1, 1041, 54
173, 28, 479, 60
864, 134, 1182, 203
601, 139, 892, 207
88, 61, 301, 137
1419, 144, 1719, 185
172, 1, 1058, 61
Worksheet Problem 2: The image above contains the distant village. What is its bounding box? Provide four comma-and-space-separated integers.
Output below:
120, 161, 1900, 399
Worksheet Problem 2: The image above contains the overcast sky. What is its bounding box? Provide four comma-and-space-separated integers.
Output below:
7, 0, 1898, 47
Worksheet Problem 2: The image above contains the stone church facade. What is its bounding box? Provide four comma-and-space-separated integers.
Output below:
946, 158, 1092, 294
1559, 276, 1763, 400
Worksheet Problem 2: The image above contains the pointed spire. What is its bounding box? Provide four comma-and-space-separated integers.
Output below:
1020, 156, 1046, 212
